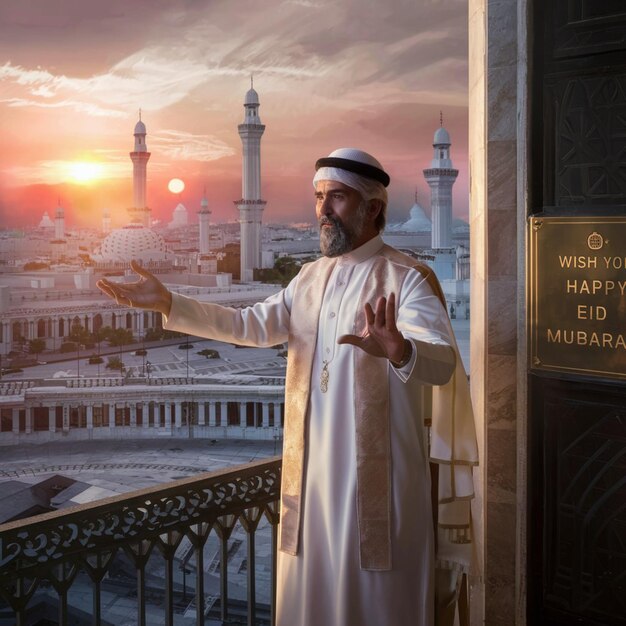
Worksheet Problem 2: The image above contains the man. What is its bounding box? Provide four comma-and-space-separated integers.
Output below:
97, 148, 477, 626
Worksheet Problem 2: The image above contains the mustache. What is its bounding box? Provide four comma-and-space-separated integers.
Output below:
319, 215, 342, 228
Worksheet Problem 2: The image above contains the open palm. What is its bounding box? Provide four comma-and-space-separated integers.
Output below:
337, 293, 406, 364
96, 260, 172, 315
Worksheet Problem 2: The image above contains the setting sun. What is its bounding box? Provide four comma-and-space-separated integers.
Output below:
168, 178, 185, 194
68, 161, 104, 184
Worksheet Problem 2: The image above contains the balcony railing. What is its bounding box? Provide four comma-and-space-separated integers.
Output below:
0, 457, 281, 626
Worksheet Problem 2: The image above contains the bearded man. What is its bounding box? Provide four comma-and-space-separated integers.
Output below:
97, 148, 477, 626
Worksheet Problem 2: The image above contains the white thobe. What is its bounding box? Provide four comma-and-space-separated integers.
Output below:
164, 235, 456, 626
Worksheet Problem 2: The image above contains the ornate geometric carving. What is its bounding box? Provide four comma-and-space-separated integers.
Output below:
540, 383, 626, 623
551, 74, 626, 206
551, 1, 626, 59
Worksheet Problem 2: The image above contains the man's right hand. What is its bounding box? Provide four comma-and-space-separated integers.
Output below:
96, 260, 173, 316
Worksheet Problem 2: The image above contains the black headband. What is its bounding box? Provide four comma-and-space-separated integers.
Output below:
315, 156, 390, 187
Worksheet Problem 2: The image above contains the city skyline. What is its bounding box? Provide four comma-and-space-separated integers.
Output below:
0, 0, 469, 230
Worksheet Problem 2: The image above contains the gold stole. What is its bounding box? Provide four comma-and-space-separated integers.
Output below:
280, 245, 450, 571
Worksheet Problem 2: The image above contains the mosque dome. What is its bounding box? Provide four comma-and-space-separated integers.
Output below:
39, 211, 54, 229
433, 126, 451, 145
169, 203, 189, 227
99, 224, 166, 262
245, 88, 259, 105
387, 202, 432, 233
134, 120, 147, 135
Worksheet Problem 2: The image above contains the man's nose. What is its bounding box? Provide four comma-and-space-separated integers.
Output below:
318, 195, 332, 215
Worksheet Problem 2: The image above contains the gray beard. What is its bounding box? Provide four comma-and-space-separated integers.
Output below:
319, 202, 368, 257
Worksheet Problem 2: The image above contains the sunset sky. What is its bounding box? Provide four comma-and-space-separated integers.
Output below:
0, 0, 468, 230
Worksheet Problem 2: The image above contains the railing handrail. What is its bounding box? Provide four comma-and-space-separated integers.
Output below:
0, 456, 282, 577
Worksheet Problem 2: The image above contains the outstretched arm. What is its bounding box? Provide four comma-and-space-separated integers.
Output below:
96, 260, 172, 316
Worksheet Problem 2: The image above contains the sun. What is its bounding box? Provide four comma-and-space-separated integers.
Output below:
168, 178, 185, 194
68, 161, 103, 184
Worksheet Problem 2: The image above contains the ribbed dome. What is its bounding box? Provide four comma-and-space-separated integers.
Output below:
433, 126, 451, 145
387, 203, 432, 233
134, 120, 147, 135
245, 88, 259, 105
100, 225, 166, 262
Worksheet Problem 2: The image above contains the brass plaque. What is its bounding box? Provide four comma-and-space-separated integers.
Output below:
529, 216, 626, 379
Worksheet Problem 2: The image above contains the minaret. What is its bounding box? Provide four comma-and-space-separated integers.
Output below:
102, 208, 111, 234
128, 111, 151, 227
198, 188, 211, 255
234, 78, 266, 282
423, 113, 458, 249
54, 199, 65, 240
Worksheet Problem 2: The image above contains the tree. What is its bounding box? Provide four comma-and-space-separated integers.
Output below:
69, 321, 89, 378
94, 326, 112, 344
69, 321, 90, 346
255, 255, 305, 286
28, 338, 46, 356
107, 328, 134, 347
197, 348, 220, 359
144, 328, 163, 341
106, 356, 123, 371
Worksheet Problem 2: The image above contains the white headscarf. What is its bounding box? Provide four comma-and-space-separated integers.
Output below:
313, 148, 389, 217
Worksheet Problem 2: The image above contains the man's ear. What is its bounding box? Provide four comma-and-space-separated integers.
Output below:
368, 199, 383, 221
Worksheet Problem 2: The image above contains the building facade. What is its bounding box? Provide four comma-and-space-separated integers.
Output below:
0, 380, 285, 445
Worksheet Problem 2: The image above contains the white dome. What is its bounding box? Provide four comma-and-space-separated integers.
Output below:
169, 203, 189, 228
100, 225, 166, 262
387, 203, 432, 233
39, 212, 54, 229
434, 127, 451, 145
134, 120, 147, 135
245, 88, 259, 105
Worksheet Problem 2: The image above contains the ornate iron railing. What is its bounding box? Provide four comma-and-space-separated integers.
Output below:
0, 457, 281, 626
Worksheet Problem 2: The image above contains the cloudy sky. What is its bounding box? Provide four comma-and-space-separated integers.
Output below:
0, 0, 468, 229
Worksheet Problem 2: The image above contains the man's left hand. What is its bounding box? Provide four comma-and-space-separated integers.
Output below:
337, 292, 407, 364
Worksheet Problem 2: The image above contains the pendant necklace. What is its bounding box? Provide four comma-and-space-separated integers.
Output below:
320, 360, 330, 393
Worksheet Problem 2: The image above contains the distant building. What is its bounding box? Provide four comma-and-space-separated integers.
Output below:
169, 203, 188, 229
102, 208, 111, 234
198, 192, 211, 255
127, 113, 151, 228
235, 80, 266, 282
54, 202, 65, 241
423, 119, 458, 249
38, 212, 54, 230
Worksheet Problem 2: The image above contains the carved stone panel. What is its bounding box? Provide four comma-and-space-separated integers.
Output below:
530, 377, 626, 625
550, 1, 626, 59
544, 73, 626, 207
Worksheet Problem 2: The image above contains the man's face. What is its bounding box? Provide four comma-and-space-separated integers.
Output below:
315, 180, 372, 257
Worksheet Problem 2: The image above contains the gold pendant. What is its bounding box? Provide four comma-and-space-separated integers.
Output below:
320, 361, 329, 393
